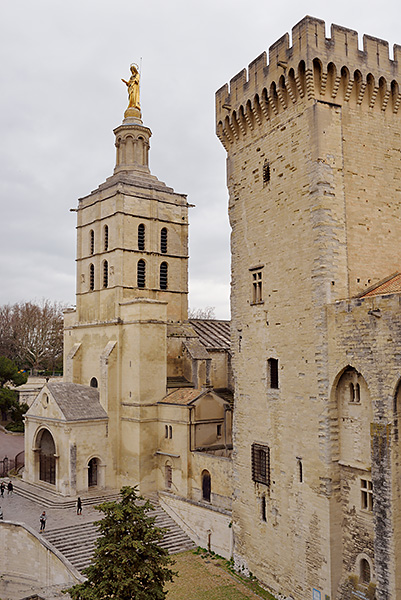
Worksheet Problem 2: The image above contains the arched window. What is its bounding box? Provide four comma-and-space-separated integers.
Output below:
298, 459, 303, 483
38, 429, 56, 485
90, 377, 98, 388
89, 264, 95, 291
161, 228, 168, 253
360, 558, 371, 584
202, 470, 211, 502
355, 383, 361, 403
137, 259, 146, 288
103, 260, 108, 288
104, 225, 109, 251
160, 262, 168, 290
349, 382, 355, 402
90, 230, 95, 255
138, 224, 145, 250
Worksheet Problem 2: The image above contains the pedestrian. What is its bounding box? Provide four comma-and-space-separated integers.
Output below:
77, 496, 82, 515
39, 511, 47, 532
0, 481, 5, 497
7, 481, 13, 495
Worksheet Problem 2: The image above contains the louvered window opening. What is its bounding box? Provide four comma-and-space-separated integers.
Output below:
160, 262, 168, 290
137, 260, 146, 288
89, 264, 95, 290
103, 261, 108, 288
104, 225, 109, 251
252, 443, 270, 486
138, 224, 145, 250
161, 227, 168, 253
90, 230, 95, 255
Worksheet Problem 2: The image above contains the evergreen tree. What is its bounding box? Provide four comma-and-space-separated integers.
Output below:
67, 486, 176, 600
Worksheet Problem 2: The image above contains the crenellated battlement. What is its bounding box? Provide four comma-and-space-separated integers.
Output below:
216, 16, 401, 149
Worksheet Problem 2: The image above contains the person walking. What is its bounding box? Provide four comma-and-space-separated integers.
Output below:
0, 481, 5, 497
7, 481, 13, 495
77, 496, 82, 515
39, 511, 47, 532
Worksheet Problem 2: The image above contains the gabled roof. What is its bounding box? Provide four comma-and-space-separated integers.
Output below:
47, 382, 107, 421
357, 272, 401, 298
188, 319, 230, 350
159, 387, 231, 407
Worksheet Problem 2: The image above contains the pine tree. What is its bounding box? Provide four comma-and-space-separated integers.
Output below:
67, 487, 176, 600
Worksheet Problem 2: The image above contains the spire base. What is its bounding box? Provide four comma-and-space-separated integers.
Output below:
123, 107, 142, 124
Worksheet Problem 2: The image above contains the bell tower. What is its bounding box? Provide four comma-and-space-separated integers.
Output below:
73, 65, 189, 325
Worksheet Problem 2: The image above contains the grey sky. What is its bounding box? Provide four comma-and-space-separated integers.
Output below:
1, 1, 400, 319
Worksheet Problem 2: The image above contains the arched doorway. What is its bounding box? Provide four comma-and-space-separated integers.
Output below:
202, 470, 211, 502
38, 429, 56, 485
88, 457, 99, 487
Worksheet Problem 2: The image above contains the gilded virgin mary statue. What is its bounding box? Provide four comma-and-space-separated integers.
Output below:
122, 64, 141, 110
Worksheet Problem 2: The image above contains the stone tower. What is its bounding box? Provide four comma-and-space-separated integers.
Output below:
63, 76, 189, 493
216, 16, 401, 600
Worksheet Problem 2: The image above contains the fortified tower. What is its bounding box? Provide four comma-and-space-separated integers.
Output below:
217, 16, 401, 600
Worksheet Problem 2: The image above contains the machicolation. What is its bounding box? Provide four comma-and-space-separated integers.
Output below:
216, 15, 401, 149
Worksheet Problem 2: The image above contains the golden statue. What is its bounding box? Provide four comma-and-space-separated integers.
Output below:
122, 64, 141, 110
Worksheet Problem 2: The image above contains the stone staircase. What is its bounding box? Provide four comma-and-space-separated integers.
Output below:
13, 481, 121, 509
42, 499, 196, 573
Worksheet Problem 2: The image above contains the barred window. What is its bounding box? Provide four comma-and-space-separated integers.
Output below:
104, 225, 109, 251
160, 262, 168, 290
161, 227, 168, 254
263, 160, 270, 184
89, 264, 95, 290
252, 443, 270, 486
138, 224, 145, 251
90, 230, 95, 255
103, 261, 108, 288
137, 259, 146, 288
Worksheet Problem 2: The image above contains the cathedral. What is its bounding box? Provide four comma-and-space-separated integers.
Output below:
22, 15, 401, 600
23, 64, 233, 557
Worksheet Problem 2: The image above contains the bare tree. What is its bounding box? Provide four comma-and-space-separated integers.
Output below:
0, 300, 65, 373
188, 306, 216, 319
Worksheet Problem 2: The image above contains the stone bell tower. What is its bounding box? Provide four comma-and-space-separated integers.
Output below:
63, 67, 190, 493
73, 64, 189, 325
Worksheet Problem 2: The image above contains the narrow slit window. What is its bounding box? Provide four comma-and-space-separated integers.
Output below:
268, 358, 279, 389
90, 230, 95, 255
161, 227, 168, 254
137, 259, 146, 288
261, 495, 267, 522
104, 225, 109, 251
138, 224, 145, 251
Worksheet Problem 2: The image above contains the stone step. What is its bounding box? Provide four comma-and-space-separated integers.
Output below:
13, 482, 120, 509
42, 495, 195, 572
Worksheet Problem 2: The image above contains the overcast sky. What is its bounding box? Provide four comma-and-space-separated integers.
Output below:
1, 1, 400, 319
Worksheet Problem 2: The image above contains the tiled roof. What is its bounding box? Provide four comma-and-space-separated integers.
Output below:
188, 319, 230, 350
358, 273, 401, 298
47, 382, 107, 421
159, 388, 203, 405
